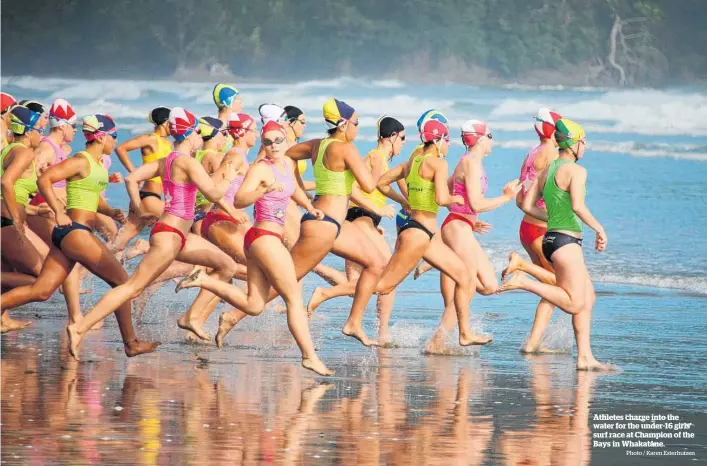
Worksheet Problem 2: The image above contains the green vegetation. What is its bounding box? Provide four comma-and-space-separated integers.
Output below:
3, 0, 705, 85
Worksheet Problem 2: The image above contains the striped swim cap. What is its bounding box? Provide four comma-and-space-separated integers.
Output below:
534, 108, 562, 139
82, 114, 117, 142
554, 119, 586, 149
49, 99, 77, 128
9, 106, 41, 135
212, 83, 239, 109
416, 109, 448, 132
168, 107, 198, 141
322, 98, 355, 129
198, 116, 224, 141
1, 92, 16, 115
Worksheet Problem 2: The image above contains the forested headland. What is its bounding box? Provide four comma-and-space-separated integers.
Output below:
2, 0, 705, 86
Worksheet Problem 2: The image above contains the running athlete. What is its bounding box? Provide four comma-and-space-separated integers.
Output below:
175, 121, 334, 376
215, 98, 387, 346
512, 108, 563, 353
498, 119, 613, 371
425, 120, 522, 353
1, 92, 17, 150
213, 83, 243, 125
306, 116, 409, 344
112, 106, 172, 251
66, 107, 246, 357
1, 114, 158, 357
374, 119, 492, 347
0, 106, 46, 332
192, 116, 229, 234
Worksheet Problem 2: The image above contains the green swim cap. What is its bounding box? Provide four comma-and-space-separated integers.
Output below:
554, 119, 586, 149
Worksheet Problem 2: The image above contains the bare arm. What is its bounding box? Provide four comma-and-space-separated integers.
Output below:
114, 134, 152, 173
516, 157, 528, 209
433, 159, 462, 207
124, 161, 160, 214
1, 147, 34, 223
233, 163, 269, 208
465, 158, 518, 213
291, 177, 317, 213
570, 167, 603, 234
285, 140, 317, 161
350, 184, 384, 214
185, 157, 233, 203
520, 177, 548, 222
344, 144, 379, 193
38, 155, 88, 223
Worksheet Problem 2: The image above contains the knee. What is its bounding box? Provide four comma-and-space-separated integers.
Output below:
127, 283, 147, 301
376, 281, 396, 295
567, 299, 587, 315
217, 257, 238, 279
366, 252, 387, 276
34, 284, 55, 302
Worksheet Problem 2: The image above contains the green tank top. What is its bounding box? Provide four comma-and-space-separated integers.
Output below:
406, 154, 438, 214
313, 138, 355, 196
543, 160, 582, 233
66, 151, 109, 213
194, 149, 216, 207
1, 142, 37, 205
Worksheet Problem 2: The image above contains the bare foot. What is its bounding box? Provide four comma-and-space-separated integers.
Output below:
124, 339, 161, 357
302, 357, 335, 376
306, 288, 326, 316
175, 269, 205, 293
577, 356, 619, 372
502, 252, 524, 281
1, 318, 32, 333
342, 323, 379, 347
496, 271, 527, 294
459, 332, 493, 346
520, 344, 567, 354
413, 262, 432, 280
177, 314, 211, 341
378, 331, 393, 348
215, 312, 238, 348
66, 324, 83, 361
424, 329, 448, 354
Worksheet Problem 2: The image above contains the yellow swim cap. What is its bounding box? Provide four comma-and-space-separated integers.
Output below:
322, 98, 355, 129
554, 119, 586, 149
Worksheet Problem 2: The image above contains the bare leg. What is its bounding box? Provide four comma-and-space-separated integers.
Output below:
0, 271, 36, 289
520, 237, 558, 353
94, 213, 118, 242
503, 251, 556, 285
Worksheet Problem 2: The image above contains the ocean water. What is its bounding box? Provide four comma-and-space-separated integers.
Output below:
1, 76, 706, 464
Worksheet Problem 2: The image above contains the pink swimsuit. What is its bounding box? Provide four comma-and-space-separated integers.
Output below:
449, 156, 487, 216
520, 145, 546, 209
41, 137, 68, 188
162, 152, 197, 221
254, 159, 295, 226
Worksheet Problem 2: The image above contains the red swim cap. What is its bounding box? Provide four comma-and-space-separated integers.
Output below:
49, 99, 77, 127
534, 108, 562, 139
461, 120, 491, 147
228, 113, 256, 139
169, 107, 198, 140
260, 120, 286, 138
1, 92, 16, 115
420, 119, 449, 143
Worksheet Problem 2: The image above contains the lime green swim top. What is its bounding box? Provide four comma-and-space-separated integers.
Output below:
1, 142, 37, 206
66, 151, 108, 213
313, 138, 355, 196
406, 153, 438, 214
543, 160, 582, 233
194, 149, 217, 207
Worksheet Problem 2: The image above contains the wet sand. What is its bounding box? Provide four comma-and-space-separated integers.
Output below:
2, 285, 706, 465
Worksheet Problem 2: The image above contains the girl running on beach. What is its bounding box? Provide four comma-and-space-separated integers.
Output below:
1, 114, 159, 357
498, 119, 614, 371
0, 92, 17, 150
175, 121, 334, 376
65, 108, 247, 359
112, 106, 172, 251
374, 119, 492, 347
425, 120, 522, 352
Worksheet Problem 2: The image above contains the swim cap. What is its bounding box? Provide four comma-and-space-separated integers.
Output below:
212, 83, 239, 109
420, 119, 449, 143
416, 109, 449, 132
1, 92, 16, 115
198, 116, 224, 141
49, 99, 77, 128
168, 107, 198, 141
396, 209, 410, 229
148, 106, 170, 126
9, 106, 41, 135
261, 120, 287, 138
227, 113, 256, 139
19, 100, 47, 116
82, 114, 117, 142
377, 115, 405, 139
322, 98, 355, 129
259, 103, 285, 124
554, 119, 586, 149
461, 120, 491, 147
284, 105, 304, 122
534, 108, 562, 139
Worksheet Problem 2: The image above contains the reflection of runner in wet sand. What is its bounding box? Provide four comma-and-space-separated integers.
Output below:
176, 121, 334, 376
498, 119, 615, 372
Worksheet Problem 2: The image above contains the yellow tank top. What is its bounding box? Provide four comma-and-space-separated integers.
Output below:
297, 159, 307, 175
406, 153, 438, 214
66, 151, 108, 213
313, 138, 355, 196
194, 149, 217, 207
142, 133, 171, 183
351, 149, 389, 209
1, 142, 37, 205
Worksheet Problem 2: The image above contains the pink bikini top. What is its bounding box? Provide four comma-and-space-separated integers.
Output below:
41, 137, 68, 188
254, 159, 295, 227
520, 145, 546, 209
162, 152, 197, 221
449, 157, 487, 216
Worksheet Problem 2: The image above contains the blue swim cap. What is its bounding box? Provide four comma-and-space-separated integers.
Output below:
396, 209, 410, 229
212, 83, 239, 109
416, 109, 449, 132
